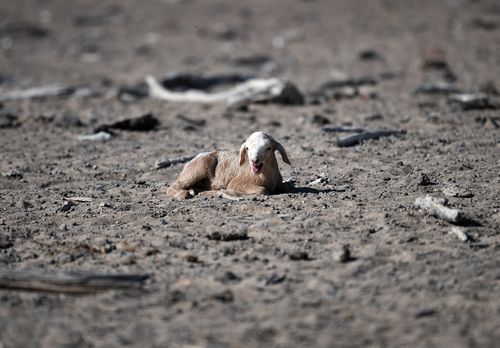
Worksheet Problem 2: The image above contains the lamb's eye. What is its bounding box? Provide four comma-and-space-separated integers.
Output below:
267, 147, 272, 151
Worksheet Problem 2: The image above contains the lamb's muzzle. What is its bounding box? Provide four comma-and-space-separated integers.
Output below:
166, 131, 290, 199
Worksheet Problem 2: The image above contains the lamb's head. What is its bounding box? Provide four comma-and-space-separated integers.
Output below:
239, 131, 291, 175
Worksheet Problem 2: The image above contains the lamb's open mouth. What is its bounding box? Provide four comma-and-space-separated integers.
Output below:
251, 162, 263, 174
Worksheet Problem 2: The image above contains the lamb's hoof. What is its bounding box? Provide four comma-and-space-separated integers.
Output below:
164, 186, 194, 199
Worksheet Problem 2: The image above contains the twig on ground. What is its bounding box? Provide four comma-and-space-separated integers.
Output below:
0, 85, 83, 102
0, 270, 149, 294
78, 131, 112, 142
154, 155, 197, 170
321, 126, 371, 133
336, 129, 404, 147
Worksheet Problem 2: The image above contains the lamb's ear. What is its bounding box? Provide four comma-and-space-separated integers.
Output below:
239, 142, 247, 165
271, 137, 291, 165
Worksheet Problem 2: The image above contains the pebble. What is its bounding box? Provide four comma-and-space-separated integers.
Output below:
1, 170, 23, 179
333, 245, 352, 263
99, 201, 113, 208
208, 230, 248, 241
311, 114, 330, 126
288, 250, 309, 261
60, 200, 76, 212
449, 93, 493, 110
216, 271, 241, 284
265, 273, 286, 286
78, 131, 112, 142
183, 253, 200, 263
418, 173, 436, 186
213, 289, 234, 303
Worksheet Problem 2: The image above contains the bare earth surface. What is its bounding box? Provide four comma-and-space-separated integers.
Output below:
1, 0, 500, 347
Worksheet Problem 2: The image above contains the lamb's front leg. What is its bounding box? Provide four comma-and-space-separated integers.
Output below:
226, 179, 267, 196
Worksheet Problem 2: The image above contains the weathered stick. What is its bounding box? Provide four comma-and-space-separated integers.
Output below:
0, 85, 76, 102
414, 196, 463, 223
336, 130, 404, 147
321, 126, 371, 133
0, 270, 149, 294
449, 226, 469, 242
78, 131, 113, 142
154, 155, 196, 170
146, 75, 302, 108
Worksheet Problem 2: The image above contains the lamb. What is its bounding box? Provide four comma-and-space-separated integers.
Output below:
166, 131, 291, 199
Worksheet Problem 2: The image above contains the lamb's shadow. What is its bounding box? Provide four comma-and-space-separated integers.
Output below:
455, 217, 482, 228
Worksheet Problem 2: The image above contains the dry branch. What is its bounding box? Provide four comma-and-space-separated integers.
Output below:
336, 130, 404, 147
0, 85, 77, 102
154, 155, 196, 170
0, 270, 149, 294
414, 196, 463, 223
321, 126, 371, 133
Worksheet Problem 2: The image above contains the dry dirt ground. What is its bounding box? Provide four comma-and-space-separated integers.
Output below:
1, 0, 500, 347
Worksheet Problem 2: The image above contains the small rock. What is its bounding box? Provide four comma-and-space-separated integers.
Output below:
265, 273, 286, 286
208, 229, 248, 241
78, 131, 112, 142
288, 250, 309, 261
418, 173, 436, 186
184, 253, 200, 263
212, 22, 238, 40
99, 201, 113, 208
94, 113, 159, 132
307, 177, 329, 186
333, 245, 352, 263
0, 112, 20, 128
58, 224, 67, 231
55, 254, 72, 264
60, 200, 76, 212
0, 237, 13, 249
144, 247, 159, 257
213, 289, 234, 303
216, 271, 241, 284
311, 114, 330, 126
1, 170, 23, 179
449, 93, 494, 110
358, 49, 382, 61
